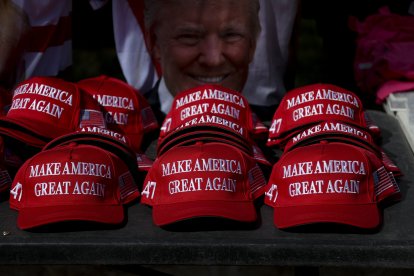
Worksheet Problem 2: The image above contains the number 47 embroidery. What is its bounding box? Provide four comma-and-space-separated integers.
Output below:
265, 184, 278, 203
10, 182, 23, 202
141, 181, 157, 199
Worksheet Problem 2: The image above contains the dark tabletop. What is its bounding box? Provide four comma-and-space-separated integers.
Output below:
0, 110, 413, 268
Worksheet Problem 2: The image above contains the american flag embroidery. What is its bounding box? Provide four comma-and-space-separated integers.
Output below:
248, 164, 266, 194
373, 166, 400, 201
118, 172, 137, 200
80, 109, 106, 128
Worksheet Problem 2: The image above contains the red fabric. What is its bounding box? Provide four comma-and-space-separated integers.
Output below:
350, 6, 414, 96
376, 80, 414, 104
24, 14, 72, 52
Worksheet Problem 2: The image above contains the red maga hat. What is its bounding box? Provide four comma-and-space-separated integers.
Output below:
264, 141, 400, 229
0, 76, 106, 148
141, 142, 267, 226
9, 143, 139, 230
267, 83, 381, 147
159, 84, 268, 141
76, 75, 159, 152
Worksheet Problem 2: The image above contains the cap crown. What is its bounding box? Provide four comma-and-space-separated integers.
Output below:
77, 75, 158, 152
1, 77, 106, 147
9, 143, 139, 229
267, 83, 371, 146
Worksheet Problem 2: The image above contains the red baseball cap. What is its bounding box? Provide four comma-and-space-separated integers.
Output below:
267, 83, 381, 147
159, 84, 268, 141
76, 75, 159, 152
0, 76, 106, 148
141, 142, 267, 226
9, 143, 139, 230
264, 141, 400, 229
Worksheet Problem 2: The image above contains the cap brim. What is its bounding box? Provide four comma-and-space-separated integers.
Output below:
152, 200, 258, 226
158, 130, 251, 156
17, 204, 124, 230
0, 119, 49, 148
274, 203, 381, 229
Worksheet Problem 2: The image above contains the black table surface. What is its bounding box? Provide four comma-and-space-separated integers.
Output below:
0, 110, 413, 268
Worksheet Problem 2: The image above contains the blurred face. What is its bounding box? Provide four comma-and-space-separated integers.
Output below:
148, 0, 257, 96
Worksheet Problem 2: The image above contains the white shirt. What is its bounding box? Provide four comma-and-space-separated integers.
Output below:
158, 78, 174, 114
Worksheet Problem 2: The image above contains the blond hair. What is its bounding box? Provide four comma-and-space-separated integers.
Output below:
144, 0, 261, 39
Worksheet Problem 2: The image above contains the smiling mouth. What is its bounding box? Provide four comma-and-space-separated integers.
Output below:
191, 75, 228, 83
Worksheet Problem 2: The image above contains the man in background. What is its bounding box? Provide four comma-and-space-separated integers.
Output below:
142, 0, 259, 122
136, 0, 300, 123
111, 0, 299, 122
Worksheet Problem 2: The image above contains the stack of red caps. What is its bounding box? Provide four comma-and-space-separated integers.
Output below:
9, 142, 139, 230
264, 83, 401, 229
0, 77, 108, 192
264, 141, 400, 229
0, 76, 106, 149
141, 84, 270, 226
76, 75, 159, 153
267, 83, 381, 148
157, 84, 271, 166
141, 142, 267, 226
